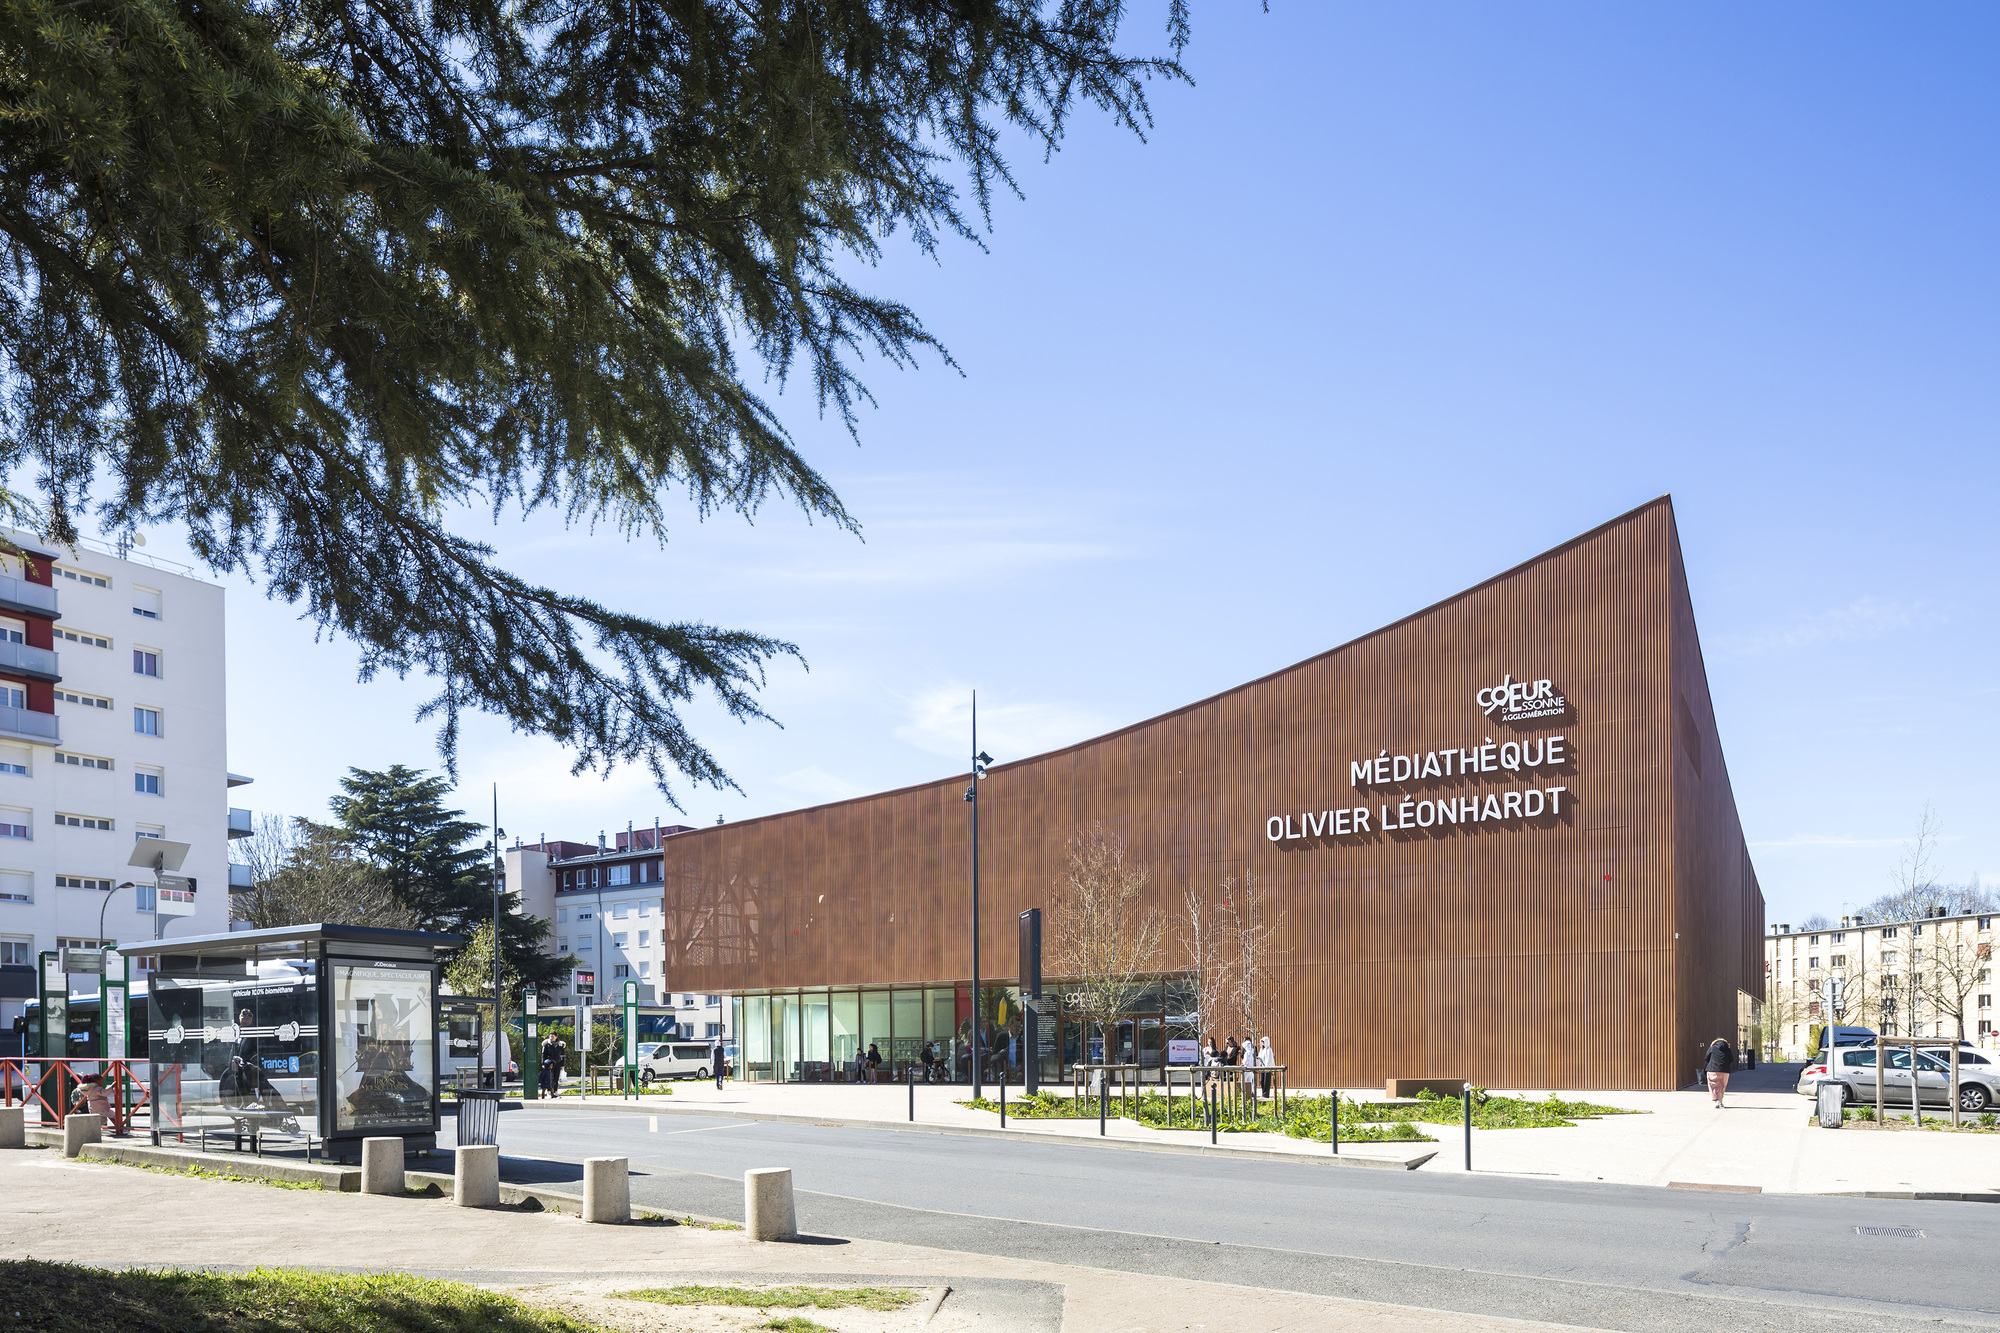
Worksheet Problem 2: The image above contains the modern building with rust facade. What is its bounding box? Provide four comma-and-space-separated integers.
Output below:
509, 496, 1765, 1091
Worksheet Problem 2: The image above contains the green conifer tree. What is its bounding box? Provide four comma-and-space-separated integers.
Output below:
0, 0, 1188, 801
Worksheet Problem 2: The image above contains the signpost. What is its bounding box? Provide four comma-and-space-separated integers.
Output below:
522, 989, 538, 1100
102, 948, 128, 1061
622, 979, 639, 1098
38, 951, 64, 1058
1019, 909, 1042, 1096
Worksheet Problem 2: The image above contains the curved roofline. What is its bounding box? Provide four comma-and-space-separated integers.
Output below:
688, 494, 1675, 838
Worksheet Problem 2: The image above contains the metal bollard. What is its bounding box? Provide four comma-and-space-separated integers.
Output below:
1331, 1090, 1339, 1156
1099, 1080, 1107, 1136
1462, 1087, 1472, 1171
1209, 1082, 1217, 1146
1000, 1079, 1007, 1128
908, 1066, 914, 1122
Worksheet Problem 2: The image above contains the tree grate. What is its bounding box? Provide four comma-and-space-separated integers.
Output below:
1854, 1226, 1925, 1238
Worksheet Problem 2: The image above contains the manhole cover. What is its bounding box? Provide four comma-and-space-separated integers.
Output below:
1855, 1226, 1925, 1238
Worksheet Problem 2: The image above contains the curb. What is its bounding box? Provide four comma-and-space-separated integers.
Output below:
77, 1140, 362, 1191
403, 1166, 740, 1227
512, 1097, 1437, 1171
1814, 1190, 2000, 1203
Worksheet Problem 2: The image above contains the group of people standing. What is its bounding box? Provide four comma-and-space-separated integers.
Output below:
537, 1034, 567, 1098
1202, 1034, 1278, 1098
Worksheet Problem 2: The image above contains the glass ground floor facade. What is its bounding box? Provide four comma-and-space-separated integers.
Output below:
732, 977, 1197, 1084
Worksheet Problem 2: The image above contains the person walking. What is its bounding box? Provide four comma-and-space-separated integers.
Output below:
547, 1036, 566, 1098
710, 1035, 726, 1090
1257, 1036, 1276, 1098
1222, 1036, 1241, 1115
1704, 1035, 1735, 1108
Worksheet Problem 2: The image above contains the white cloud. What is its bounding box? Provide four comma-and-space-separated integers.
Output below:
772, 765, 871, 803
894, 685, 1117, 765
1719, 597, 1941, 658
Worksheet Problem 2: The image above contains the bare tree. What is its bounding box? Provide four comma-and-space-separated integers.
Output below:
1917, 926, 1988, 1042
1871, 805, 1949, 925
1046, 825, 1162, 1069
1180, 879, 1232, 1054
1800, 913, 1833, 931
232, 817, 413, 930
1218, 875, 1286, 1060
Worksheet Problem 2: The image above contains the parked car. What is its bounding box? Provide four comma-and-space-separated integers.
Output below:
1806, 1026, 1877, 1062
640, 1040, 719, 1083
1797, 1045, 1997, 1112
608, 1042, 666, 1083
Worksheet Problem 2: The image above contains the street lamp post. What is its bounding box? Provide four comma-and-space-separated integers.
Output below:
964, 692, 992, 1100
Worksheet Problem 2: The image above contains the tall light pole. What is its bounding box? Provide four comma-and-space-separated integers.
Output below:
964, 692, 992, 1099
491, 785, 505, 1091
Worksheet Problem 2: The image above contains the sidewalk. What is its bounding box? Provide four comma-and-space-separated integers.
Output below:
529, 1067, 2000, 1197
0, 1149, 1620, 1333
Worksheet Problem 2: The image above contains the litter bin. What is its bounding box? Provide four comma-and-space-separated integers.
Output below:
457, 1090, 501, 1146
1815, 1080, 1844, 1129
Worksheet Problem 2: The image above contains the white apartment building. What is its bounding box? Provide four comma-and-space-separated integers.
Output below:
0, 533, 249, 1040
505, 826, 729, 1042
1764, 909, 1995, 1055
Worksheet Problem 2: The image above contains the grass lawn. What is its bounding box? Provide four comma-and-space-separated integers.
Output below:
613, 1284, 923, 1311
3, 1261, 609, 1333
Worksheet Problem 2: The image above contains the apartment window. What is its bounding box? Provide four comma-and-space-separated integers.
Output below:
56, 689, 111, 710
1882, 926, 1898, 938
56, 814, 112, 830
607, 865, 631, 887
0, 687, 24, 710
0, 939, 30, 964
1830, 955, 1846, 968
613, 903, 629, 919
612, 964, 630, 978
1883, 951, 1899, 966
134, 707, 160, 736
0, 820, 25, 839
1981, 970, 1992, 983
134, 769, 161, 796
1982, 995, 1992, 1009
56, 629, 110, 650
55, 566, 109, 588
1808, 957, 1820, 969
135, 825, 163, 840
55, 753, 111, 771
704, 996, 718, 1006
1914, 948, 1925, 963
1830, 932, 1845, 943
134, 884, 154, 912
56, 937, 109, 950
1808, 978, 1821, 992
682, 994, 696, 1008
639, 961, 651, 976
0, 871, 31, 903
132, 587, 161, 620
639, 903, 651, 918
0, 622, 21, 646
1808, 934, 1820, 944
556, 908, 567, 923
638, 931, 649, 947
55, 875, 113, 891
611, 932, 627, 948
576, 937, 592, 950
557, 937, 568, 952
1982, 917, 1993, 930
0, 748, 26, 776
705, 1022, 721, 1040
575, 911, 593, 923
132, 649, 159, 677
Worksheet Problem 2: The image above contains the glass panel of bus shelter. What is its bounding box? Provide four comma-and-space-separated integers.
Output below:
859, 991, 890, 1077
802, 992, 830, 1082
890, 990, 922, 1080
740, 996, 770, 1080
831, 992, 860, 1078
329, 962, 434, 1133
925, 989, 957, 1082
1135, 1015, 1164, 1081
769, 994, 795, 1082
148, 953, 319, 1139
991, 986, 1022, 1081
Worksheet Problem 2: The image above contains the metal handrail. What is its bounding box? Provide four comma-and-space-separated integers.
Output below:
1, 1058, 150, 1133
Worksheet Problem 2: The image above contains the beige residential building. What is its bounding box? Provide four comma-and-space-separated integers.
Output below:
1764, 910, 1995, 1057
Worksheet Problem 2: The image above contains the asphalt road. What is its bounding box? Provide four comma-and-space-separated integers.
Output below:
458, 1106, 2000, 1333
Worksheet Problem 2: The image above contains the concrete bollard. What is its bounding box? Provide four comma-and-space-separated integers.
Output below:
0, 1105, 23, 1149
454, 1143, 500, 1207
744, 1167, 797, 1241
582, 1156, 630, 1223
361, 1137, 404, 1195
63, 1113, 101, 1158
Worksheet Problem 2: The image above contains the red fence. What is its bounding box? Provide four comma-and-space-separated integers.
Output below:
1, 1059, 150, 1135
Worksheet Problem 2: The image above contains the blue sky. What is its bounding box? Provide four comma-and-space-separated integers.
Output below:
176, 3, 1998, 927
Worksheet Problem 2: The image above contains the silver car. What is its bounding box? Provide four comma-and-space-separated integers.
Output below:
1800, 1045, 1998, 1112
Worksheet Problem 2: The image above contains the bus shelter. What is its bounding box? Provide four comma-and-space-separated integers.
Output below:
119, 923, 461, 1160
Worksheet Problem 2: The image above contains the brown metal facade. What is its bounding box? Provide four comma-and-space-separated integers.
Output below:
658, 496, 1764, 1090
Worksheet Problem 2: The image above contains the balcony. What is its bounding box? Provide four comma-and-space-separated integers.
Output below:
229, 862, 254, 889
0, 705, 57, 746
0, 641, 58, 682
228, 807, 252, 838
0, 574, 57, 619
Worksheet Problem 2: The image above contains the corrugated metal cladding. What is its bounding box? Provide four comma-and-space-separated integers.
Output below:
658, 495, 1764, 1091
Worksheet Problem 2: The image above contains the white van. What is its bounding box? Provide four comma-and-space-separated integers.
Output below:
640, 1041, 716, 1083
